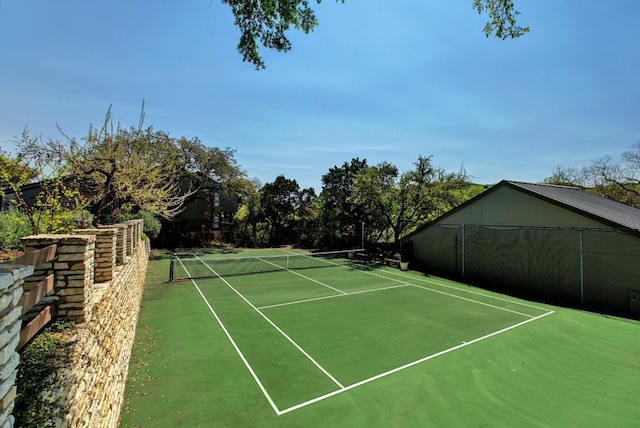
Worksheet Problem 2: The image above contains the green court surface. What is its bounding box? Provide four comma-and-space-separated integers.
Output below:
121, 249, 640, 427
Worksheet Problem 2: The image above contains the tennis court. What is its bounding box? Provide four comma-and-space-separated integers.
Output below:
122, 249, 640, 427
170, 250, 553, 415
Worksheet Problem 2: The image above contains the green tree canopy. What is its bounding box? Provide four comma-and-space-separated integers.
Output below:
49, 106, 248, 225
225, 0, 528, 69
543, 165, 585, 187
233, 179, 264, 246
351, 155, 469, 243
319, 158, 368, 249
173, 137, 252, 237
56, 108, 191, 223
2, 131, 91, 234
0, 150, 38, 197
260, 175, 301, 245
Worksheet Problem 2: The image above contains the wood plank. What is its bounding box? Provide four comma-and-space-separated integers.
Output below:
18, 303, 58, 351
384, 258, 401, 267
19, 274, 55, 315
5, 244, 58, 267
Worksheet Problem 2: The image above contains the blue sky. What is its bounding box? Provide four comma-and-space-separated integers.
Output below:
1, 1, 639, 191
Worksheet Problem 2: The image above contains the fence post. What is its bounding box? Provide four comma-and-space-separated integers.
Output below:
579, 228, 584, 304
461, 224, 466, 280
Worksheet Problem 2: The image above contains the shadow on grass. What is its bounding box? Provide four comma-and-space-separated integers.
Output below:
148, 249, 175, 261
348, 261, 385, 272
149, 246, 242, 261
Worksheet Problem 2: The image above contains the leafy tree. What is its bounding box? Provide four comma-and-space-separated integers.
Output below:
543, 165, 586, 187
260, 175, 301, 245
351, 155, 469, 243
0, 150, 38, 215
544, 143, 640, 208
473, 0, 529, 40
233, 179, 265, 246
174, 137, 253, 238
586, 146, 640, 208
5, 106, 251, 243
296, 186, 320, 247
224, 0, 528, 69
319, 158, 367, 249
116, 206, 162, 240
54, 107, 193, 224
1, 132, 91, 234
350, 161, 396, 243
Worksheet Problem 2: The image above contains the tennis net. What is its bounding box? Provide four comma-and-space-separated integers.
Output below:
170, 249, 365, 281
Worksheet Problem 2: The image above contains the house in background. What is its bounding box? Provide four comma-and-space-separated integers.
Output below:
403, 180, 640, 316
158, 182, 241, 247
1, 182, 43, 211
2, 178, 242, 247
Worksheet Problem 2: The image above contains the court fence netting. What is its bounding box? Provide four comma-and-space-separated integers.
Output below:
169, 248, 367, 281
406, 224, 640, 315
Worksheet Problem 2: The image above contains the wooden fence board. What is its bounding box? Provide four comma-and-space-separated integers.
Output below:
19, 274, 55, 315
3, 244, 57, 267
1, 243, 61, 351
18, 303, 58, 351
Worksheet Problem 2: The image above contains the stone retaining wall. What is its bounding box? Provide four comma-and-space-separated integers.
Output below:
0, 219, 148, 427
0, 264, 31, 428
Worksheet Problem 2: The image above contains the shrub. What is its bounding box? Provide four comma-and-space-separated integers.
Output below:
0, 206, 32, 249
117, 208, 162, 240
33, 208, 94, 234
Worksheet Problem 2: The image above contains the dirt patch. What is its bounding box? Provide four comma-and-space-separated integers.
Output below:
0, 248, 24, 263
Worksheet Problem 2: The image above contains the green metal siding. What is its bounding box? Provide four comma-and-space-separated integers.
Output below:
442, 187, 606, 228
407, 186, 640, 315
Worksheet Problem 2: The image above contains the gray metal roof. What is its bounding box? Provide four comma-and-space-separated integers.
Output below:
506, 181, 640, 231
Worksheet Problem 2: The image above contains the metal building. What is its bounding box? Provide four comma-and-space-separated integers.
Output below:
403, 180, 640, 315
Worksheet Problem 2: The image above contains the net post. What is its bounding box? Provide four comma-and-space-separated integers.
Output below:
169, 259, 174, 282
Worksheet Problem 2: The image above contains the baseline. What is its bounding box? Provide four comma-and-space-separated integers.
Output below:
277, 310, 554, 415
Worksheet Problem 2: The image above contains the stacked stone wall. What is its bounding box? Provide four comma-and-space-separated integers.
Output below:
22, 235, 96, 323
73, 229, 117, 283
0, 218, 147, 427
0, 265, 31, 428
98, 224, 127, 266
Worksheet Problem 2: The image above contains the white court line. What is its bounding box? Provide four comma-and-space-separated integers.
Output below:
257, 257, 347, 295
178, 254, 555, 416
192, 254, 345, 390
277, 310, 555, 416
268, 253, 528, 317
410, 283, 535, 318
175, 258, 281, 415
280, 248, 312, 255
266, 257, 537, 317
258, 283, 410, 310
359, 269, 536, 318
378, 269, 551, 312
